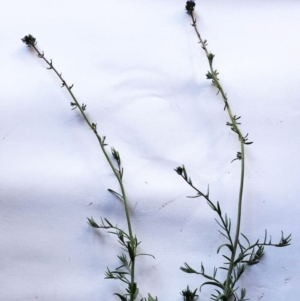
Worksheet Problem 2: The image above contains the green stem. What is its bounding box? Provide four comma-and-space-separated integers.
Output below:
189, 12, 246, 297
31, 43, 136, 301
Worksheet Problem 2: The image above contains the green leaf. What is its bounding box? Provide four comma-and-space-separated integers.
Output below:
108, 188, 124, 200
207, 200, 217, 211
136, 253, 155, 259
200, 281, 224, 290
215, 293, 227, 301
240, 233, 250, 246
147, 294, 158, 301
127, 242, 135, 261
114, 293, 127, 301
233, 252, 252, 265
87, 217, 100, 228
217, 243, 233, 254
133, 287, 139, 300
180, 263, 199, 274
182, 164, 187, 179
206, 71, 213, 79
216, 202, 222, 215
206, 184, 210, 198
104, 218, 113, 227
112, 271, 129, 275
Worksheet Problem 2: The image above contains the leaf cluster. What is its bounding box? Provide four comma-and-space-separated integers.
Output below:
88, 215, 156, 301
86, 156, 145, 300
181, 286, 198, 301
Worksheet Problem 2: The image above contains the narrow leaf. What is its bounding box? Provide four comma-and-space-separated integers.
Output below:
108, 188, 124, 200
114, 293, 127, 301
200, 281, 224, 290
217, 243, 233, 254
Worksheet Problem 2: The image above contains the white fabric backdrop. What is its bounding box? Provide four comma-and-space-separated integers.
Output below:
0, 1, 298, 300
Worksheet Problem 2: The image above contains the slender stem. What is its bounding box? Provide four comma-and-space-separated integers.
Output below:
189, 12, 246, 296
181, 175, 234, 248
30, 43, 136, 301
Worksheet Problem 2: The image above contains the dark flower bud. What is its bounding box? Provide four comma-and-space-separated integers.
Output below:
207, 53, 215, 62
175, 166, 184, 175
181, 286, 198, 301
185, 1, 196, 14
22, 35, 36, 47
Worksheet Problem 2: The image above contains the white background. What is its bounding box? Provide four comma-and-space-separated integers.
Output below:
0, 1, 298, 300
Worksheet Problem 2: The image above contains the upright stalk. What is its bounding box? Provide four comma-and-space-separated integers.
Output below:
179, 4, 291, 300
188, 7, 246, 297
22, 35, 136, 301
189, 11, 245, 297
